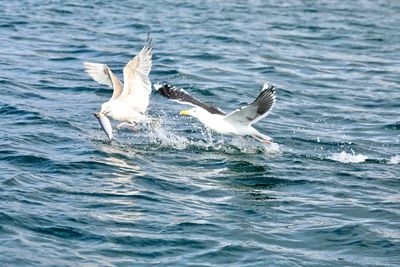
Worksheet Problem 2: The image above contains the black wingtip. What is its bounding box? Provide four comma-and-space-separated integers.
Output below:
154, 83, 226, 115
263, 84, 276, 99
263, 83, 276, 93
145, 33, 152, 45
155, 82, 174, 98
254, 83, 276, 102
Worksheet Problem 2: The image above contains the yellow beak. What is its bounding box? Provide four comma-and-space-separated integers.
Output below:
94, 112, 104, 118
179, 110, 190, 116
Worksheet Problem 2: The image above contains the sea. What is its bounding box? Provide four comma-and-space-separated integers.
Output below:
0, 0, 399, 266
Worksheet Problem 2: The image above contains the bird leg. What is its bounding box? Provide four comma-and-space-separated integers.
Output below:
116, 122, 128, 129
252, 135, 272, 144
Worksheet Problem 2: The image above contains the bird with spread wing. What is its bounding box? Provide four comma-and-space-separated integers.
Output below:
154, 82, 276, 144
84, 40, 152, 140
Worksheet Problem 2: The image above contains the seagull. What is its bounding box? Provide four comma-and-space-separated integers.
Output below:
84, 40, 152, 139
154, 83, 276, 144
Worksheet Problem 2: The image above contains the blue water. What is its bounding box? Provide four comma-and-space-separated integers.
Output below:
1, 0, 399, 266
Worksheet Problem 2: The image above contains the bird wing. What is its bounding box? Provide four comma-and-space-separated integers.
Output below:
154, 83, 226, 115
119, 42, 152, 113
224, 83, 276, 125
83, 62, 123, 100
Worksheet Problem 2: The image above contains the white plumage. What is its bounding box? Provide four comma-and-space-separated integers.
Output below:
155, 82, 276, 144
84, 41, 152, 139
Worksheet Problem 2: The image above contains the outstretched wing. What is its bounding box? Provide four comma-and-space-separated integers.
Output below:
83, 62, 123, 100
154, 83, 226, 115
224, 83, 276, 125
119, 41, 152, 113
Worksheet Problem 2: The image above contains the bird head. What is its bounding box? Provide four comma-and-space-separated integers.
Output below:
98, 102, 112, 116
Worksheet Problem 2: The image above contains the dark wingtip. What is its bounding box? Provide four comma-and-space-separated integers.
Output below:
155, 82, 174, 98
263, 83, 276, 97
142, 34, 152, 54
145, 33, 152, 45
263, 83, 275, 92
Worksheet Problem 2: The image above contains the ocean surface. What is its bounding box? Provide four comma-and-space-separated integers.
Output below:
1, 0, 399, 266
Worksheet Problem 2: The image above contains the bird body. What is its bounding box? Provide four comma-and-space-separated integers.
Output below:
100, 99, 147, 123
179, 109, 250, 136
180, 107, 271, 143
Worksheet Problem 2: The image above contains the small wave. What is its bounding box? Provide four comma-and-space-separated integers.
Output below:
328, 151, 368, 163
388, 155, 400, 165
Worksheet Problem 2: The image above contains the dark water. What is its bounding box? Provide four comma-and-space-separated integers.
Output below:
1, 0, 399, 266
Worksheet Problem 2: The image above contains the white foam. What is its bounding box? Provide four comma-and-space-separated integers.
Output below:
230, 137, 281, 154
388, 155, 400, 165
230, 137, 259, 153
328, 151, 368, 163
263, 142, 281, 155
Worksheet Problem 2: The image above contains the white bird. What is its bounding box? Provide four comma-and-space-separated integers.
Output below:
154, 82, 276, 144
84, 41, 152, 139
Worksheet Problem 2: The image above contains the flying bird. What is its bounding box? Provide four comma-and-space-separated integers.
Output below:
155, 82, 276, 144
84, 40, 152, 139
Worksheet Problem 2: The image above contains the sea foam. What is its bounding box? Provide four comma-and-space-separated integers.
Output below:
388, 155, 400, 165
329, 151, 368, 163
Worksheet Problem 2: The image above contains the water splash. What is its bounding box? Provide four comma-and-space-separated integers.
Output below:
328, 151, 368, 163
148, 124, 191, 150
264, 142, 281, 155
119, 118, 282, 155
388, 155, 400, 165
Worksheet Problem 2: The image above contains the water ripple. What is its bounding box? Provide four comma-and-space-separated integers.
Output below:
0, 0, 399, 266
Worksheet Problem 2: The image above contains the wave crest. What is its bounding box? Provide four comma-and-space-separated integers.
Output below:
388, 155, 400, 165
328, 151, 368, 163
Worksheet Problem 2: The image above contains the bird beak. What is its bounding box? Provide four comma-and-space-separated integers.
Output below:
94, 112, 105, 118
179, 110, 189, 116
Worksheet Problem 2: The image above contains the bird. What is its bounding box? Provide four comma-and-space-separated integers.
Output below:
154, 82, 276, 144
84, 40, 152, 139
